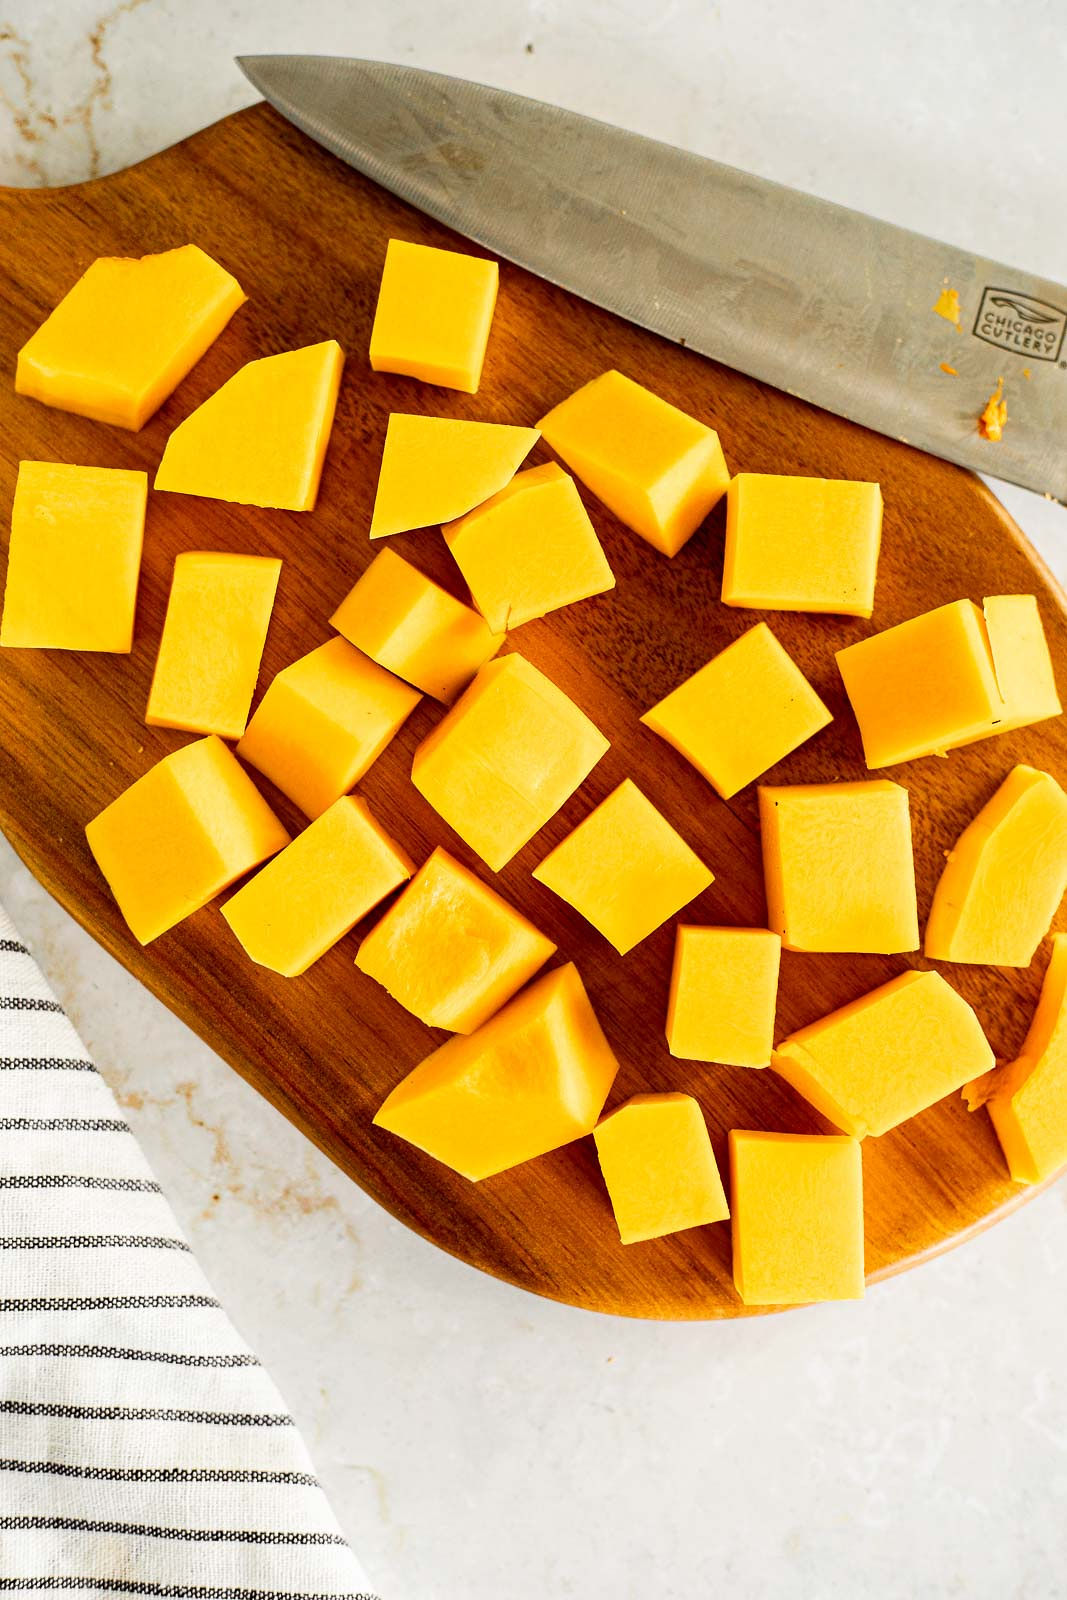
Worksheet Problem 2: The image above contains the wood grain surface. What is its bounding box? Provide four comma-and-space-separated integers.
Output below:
1, 102, 1064, 1320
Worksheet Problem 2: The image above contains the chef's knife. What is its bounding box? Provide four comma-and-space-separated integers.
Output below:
237, 54, 1067, 505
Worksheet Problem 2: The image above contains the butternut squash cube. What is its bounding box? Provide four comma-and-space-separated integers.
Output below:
641, 622, 832, 799
0, 461, 147, 652
411, 654, 609, 871
369, 239, 498, 393
154, 341, 343, 511
983, 934, 1067, 1183
373, 962, 619, 1180
221, 795, 413, 977
667, 925, 781, 1067
532, 779, 713, 955
355, 846, 556, 1033
950, 595, 1061, 747
594, 1094, 729, 1244
146, 552, 281, 739
369, 415, 539, 538
836, 599, 1009, 767
442, 462, 615, 631
85, 735, 289, 945
771, 970, 994, 1138
237, 637, 420, 820
15, 244, 245, 430
722, 474, 882, 617
759, 780, 918, 954
537, 370, 729, 557
729, 1130, 864, 1305
925, 765, 1067, 967
330, 548, 501, 703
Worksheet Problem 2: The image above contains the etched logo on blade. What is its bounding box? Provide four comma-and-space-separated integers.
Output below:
973, 288, 1066, 362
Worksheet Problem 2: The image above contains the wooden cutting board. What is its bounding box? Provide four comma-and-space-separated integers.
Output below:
1, 102, 1064, 1320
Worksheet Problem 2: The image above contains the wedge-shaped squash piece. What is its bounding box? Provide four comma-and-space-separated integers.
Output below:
411, 654, 608, 871
237, 637, 421, 820
538, 370, 729, 557
15, 244, 245, 430
532, 779, 713, 955
642, 623, 832, 800
925, 765, 1067, 966
355, 846, 555, 1033
759, 780, 919, 954
85, 736, 289, 945
594, 1093, 729, 1244
771, 970, 994, 1139
980, 934, 1067, 1183
222, 795, 413, 977
722, 474, 883, 618
442, 462, 615, 631
154, 341, 343, 511
369, 415, 539, 538
667, 926, 781, 1067
951, 595, 1061, 747
373, 962, 619, 1179
0, 461, 146, 652
730, 1131, 864, 1305
836, 596, 1059, 768
330, 548, 501, 703
369, 239, 498, 393
146, 552, 281, 739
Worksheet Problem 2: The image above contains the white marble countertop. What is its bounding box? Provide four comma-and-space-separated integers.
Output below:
2, 3, 1067, 1596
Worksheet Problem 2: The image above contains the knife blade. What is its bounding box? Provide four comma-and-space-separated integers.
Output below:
237, 54, 1067, 505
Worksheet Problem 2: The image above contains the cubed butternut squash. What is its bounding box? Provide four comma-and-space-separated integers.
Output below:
155, 341, 343, 511
0, 461, 146, 653
85, 736, 289, 945
982, 934, 1067, 1183
373, 962, 619, 1179
729, 1130, 864, 1305
538, 370, 729, 556
771, 970, 994, 1138
369, 238, 498, 393
925, 765, 1067, 967
594, 1094, 729, 1244
355, 846, 556, 1033
722, 474, 882, 617
15, 244, 245, 430
369, 415, 539, 538
667, 926, 781, 1067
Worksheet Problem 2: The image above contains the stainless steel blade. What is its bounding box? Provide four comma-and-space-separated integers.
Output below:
238, 54, 1067, 504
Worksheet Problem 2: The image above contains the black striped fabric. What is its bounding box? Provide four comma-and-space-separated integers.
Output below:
0, 910, 379, 1598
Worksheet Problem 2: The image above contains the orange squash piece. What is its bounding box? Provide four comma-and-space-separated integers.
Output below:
237, 637, 421, 820
925, 765, 1067, 967
85, 736, 289, 945
146, 552, 281, 739
154, 341, 343, 511
951, 595, 1061, 747
538, 369, 729, 557
355, 846, 556, 1033
641, 622, 832, 799
330, 548, 501, 703
982, 934, 1067, 1183
15, 244, 245, 430
759, 780, 919, 954
532, 779, 713, 955
411, 654, 608, 871
771, 970, 993, 1139
221, 796, 413, 977
442, 462, 615, 631
0, 461, 147, 653
594, 1093, 729, 1244
730, 1131, 864, 1305
369, 239, 498, 393
722, 474, 883, 618
373, 963, 619, 1180
667, 926, 781, 1067
369, 415, 539, 538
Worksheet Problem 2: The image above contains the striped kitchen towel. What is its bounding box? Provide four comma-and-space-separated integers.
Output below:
0, 902, 380, 1600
